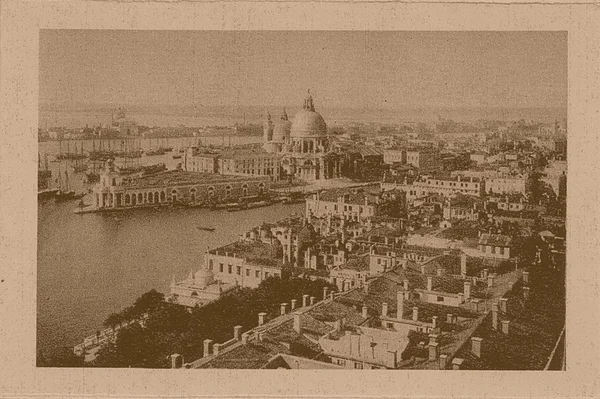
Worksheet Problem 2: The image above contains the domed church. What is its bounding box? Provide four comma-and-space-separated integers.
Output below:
263, 91, 341, 182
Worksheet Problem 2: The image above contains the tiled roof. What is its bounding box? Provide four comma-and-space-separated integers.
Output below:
478, 233, 512, 247
340, 255, 370, 272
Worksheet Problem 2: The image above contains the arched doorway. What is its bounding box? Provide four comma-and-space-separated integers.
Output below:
171, 189, 178, 202
138, 193, 143, 204
208, 186, 215, 200
154, 192, 159, 203
125, 194, 130, 206
241, 184, 248, 197
160, 191, 166, 202
258, 183, 265, 195
131, 194, 137, 206
225, 185, 232, 197
190, 188, 197, 202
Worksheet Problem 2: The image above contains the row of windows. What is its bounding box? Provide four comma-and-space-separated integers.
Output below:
208, 259, 279, 278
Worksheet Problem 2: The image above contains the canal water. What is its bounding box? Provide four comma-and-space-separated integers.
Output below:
37, 199, 304, 358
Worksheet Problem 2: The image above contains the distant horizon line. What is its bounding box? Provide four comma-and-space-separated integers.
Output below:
40, 102, 568, 111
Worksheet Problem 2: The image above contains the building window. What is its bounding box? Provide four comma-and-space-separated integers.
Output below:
354, 362, 363, 369
265, 272, 270, 278
246, 269, 250, 277
228, 264, 232, 274
499, 247, 504, 255
255, 270, 260, 278
237, 266, 241, 275
219, 263, 224, 273
336, 359, 346, 366
437, 296, 444, 302
208, 260, 213, 270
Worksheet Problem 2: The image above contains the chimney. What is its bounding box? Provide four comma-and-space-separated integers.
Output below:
302, 294, 309, 307
436, 268, 443, 277
461, 253, 467, 276
234, 325, 242, 341
487, 275, 494, 288
501, 320, 510, 335
213, 343, 221, 356
412, 307, 419, 321
452, 358, 464, 370
280, 303, 288, 315
471, 337, 483, 358
491, 302, 499, 330
403, 279, 409, 291
458, 293, 465, 303
362, 305, 369, 319
291, 299, 297, 310
439, 354, 448, 370
463, 281, 471, 300
499, 298, 508, 313
258, 332, 265, 342
203, 339, 213, 358
446, 313, 454, 324
293, 312, 302, 333
523, 286, 530, 300
397, 292, 404, 320
241, 332, 250, 344
170, 353, 183, 369
482, 269, 489, 279
428, 342, 439, 361
427, 276, 433, 291
382, 302, 389, 317
310, 296, 316, 306
323, 287, 329, 300
431, 316, 438, 329
329, 292, 335, 301
258, 312, 267, 326
523, 271, 529, 284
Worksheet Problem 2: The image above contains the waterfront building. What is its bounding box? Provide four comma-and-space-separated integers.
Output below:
262, 92, 342, 182
383, 147, 441, 173
184, 148, 219, 173
169, 268, 235, 308
205, 239, 285, 289
92, 161, 270, 210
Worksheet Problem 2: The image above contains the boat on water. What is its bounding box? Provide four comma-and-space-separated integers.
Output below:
172, 154, 182, 160
196, 226, 216, 232
38, 188, 58, 200
55, 169, 84, 202
145, 148, 166, 156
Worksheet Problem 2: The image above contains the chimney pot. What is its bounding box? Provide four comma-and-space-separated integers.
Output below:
293, 312, 302, 333
522, 271, 529, 284
487, 275, 494, 288
362, 305, 368, 319
412, 307, 419, 321
431, 316, 438, 329
471, 337, 483, 358
233, 325, 242, 341
446, 313, 454, 324
403, 279, 409, 291
241, 332, 250, 344
428, 342, 439, 361
203, 339, 213, 358
501, 320, 510, 335
258, 312, 267, 326
427, 276, 433, 291
281, 303, 288, 315
523, 286, 530, 300
460, 253, 467, 276
213, 343, 221, 356
463, 281, 471, 300
492, 302, 499, 330
396, 292, 404, 321
302, 294, 309, 307
329, 292, 335, 301
323, 287, 329, 300
170, 353, 183, 369
382, 302, 389, 317
452, 357, 464, 370
291, 299, 297, 310
439, 354, 448, 370
310, 296, 316, 306
499, 298, 508, 313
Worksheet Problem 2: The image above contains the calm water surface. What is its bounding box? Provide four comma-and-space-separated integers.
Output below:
37, 199, 304, 357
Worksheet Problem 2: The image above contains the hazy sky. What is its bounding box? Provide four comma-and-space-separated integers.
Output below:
40, 30, 567, 110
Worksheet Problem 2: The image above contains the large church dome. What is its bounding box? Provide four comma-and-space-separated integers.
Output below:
291, 93, 327, 138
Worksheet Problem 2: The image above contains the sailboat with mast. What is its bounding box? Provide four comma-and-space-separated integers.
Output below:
55, 169, 83, 202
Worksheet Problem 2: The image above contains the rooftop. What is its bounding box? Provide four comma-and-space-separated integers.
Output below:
122, 170, 268, 190
478, 233, 513, 247
209, 240, 282, 268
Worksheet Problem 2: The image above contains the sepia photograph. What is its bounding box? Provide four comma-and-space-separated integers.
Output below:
35, 30, 569, 371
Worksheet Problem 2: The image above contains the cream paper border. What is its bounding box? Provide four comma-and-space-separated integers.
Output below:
1, 1, 599, 398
